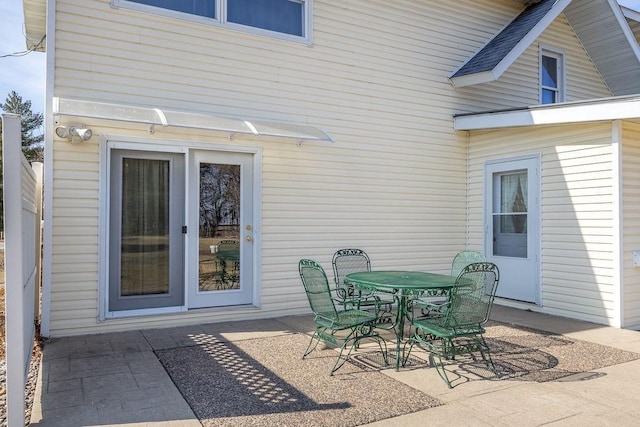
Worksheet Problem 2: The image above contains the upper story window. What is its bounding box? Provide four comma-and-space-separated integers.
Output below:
540, 47, 565, 104
115, 0, 311, 43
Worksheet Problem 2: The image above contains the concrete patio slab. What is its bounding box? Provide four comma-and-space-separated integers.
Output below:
29, 306, 640, 426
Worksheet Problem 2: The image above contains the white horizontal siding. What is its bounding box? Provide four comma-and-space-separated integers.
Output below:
48, 0, 613, 335
622, 122, 640, 329
468, 123, 616, 325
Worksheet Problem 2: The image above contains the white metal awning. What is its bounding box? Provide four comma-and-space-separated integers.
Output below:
52, 97, 334, 143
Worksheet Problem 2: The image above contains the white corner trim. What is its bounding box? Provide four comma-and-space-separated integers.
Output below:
611, 119, 623, 328
40, 0, 57, 338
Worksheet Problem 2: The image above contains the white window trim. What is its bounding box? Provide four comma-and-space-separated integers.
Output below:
111, 0, 313, 45
539, 45, 566, 104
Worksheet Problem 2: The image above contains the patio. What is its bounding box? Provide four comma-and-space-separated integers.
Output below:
29, 305, 640, 426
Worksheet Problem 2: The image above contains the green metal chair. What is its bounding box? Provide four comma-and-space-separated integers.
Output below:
451, 250, 486, 277
414, 250, 486, 318
299, 259, 388, 375
216, 240, 240, 288
404, 262, 500, 388
331, 248, 395, 328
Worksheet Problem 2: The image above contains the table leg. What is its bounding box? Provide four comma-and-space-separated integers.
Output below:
393, 292, 407, 370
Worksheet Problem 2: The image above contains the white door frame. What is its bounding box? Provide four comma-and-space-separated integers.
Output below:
99, 136, 262, 319
484, 154, 541, 305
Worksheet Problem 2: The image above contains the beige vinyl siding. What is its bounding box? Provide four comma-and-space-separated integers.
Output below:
622, 121, 640, 329
467, 123, 616, 325
48, 0, 612, 335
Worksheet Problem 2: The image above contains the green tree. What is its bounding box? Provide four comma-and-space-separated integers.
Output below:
0, 91, 44, 232
0, 91, 44, 161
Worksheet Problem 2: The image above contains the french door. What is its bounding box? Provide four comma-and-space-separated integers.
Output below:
188, 150, 254, 308
108, 147, 255, 314
109, 150, 185, 311
484, 156, 540, 304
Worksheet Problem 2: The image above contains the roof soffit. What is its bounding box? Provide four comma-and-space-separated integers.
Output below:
23, 0, 47, 51
564, 0, 640, 96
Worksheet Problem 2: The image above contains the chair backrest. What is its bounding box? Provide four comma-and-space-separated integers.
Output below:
299, 259, 339, 321
445, 262, 499, 328
332, 248, 371, 287
451, 250, 486, 277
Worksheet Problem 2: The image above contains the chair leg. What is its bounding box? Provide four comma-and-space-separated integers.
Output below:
331, 328, 388, 375
374, 335, 389, 366
401, 339, 414, 367
330, 329, 360, 375
477, 334, 498, 375
429, 352, 454, 388
302, 330, 321, 359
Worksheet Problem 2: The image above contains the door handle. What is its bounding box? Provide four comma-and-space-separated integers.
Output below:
246, 236, 253, 242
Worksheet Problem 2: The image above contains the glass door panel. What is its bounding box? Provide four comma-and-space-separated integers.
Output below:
109, 150, 185, 311
198, 163, 241, 291
120, 158, 171, 296
189, 150, 254, 308
493, 171, 528, 258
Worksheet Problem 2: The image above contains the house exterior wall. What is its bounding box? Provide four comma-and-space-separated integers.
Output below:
467, 123, 618, 326
47, 0, 613, 335
622, 121, 640, 329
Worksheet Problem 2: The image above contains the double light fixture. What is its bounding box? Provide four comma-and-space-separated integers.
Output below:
55, 125, 93, 144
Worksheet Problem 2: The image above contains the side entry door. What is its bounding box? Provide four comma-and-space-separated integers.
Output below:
484, 156, 540, 304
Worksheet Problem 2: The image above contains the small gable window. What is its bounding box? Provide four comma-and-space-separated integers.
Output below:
540, 47, 565, 104
115, 0, 311, 43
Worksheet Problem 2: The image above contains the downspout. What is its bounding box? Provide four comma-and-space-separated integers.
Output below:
612, 119, 623, 328
41, 0, 56, 337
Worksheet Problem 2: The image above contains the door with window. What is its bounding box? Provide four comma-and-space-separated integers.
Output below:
188, 150, 254, 308
109, 150, 185, 311
484, 157, 540, 303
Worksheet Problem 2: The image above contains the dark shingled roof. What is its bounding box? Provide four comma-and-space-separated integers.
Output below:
452, 0, 558, 78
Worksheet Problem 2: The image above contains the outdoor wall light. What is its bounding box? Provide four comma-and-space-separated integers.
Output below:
55, 126, 93, 144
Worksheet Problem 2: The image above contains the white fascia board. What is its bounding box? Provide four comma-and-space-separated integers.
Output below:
449, 70, 499, 88
454, 97, 640, 130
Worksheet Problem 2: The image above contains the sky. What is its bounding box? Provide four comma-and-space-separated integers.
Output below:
0, 1, 46, 115
1, 0, 640, 116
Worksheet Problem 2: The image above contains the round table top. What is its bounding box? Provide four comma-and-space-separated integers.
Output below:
345, 270, 457, 291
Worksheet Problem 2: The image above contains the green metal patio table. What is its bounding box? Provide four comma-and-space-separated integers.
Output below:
345, 270, 458, 370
